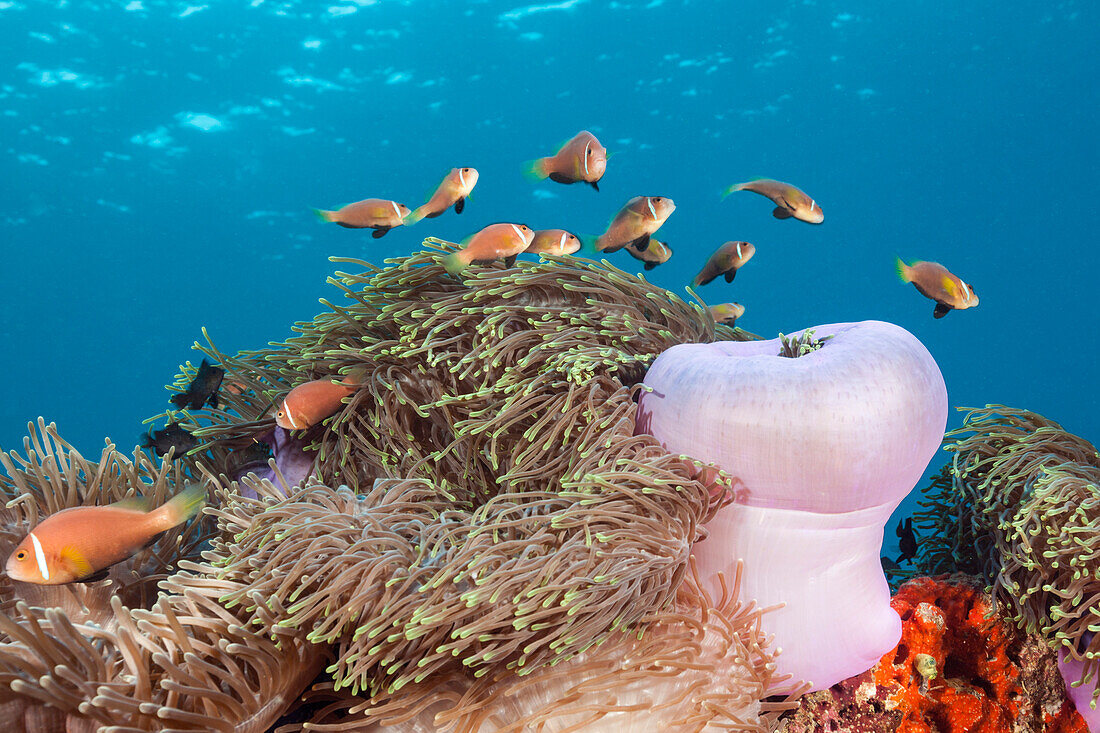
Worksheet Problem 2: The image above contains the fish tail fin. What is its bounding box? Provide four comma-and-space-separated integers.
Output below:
313, 208, 334, 223
154, 484, 207, 531
720, 183, 744, 200
895, 257, 911, 283
522, 158, 549, 181
341, 364, 370, 386
403, 207, 426, 226
442, 250, 472, 275
578, 234, 600, 255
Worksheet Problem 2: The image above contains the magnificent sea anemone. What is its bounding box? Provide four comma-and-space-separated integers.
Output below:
634, 322, 949, 690
0, 242, 810, 730
916, 405, 1100, 727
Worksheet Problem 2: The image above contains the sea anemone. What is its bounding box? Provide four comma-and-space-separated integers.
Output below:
634, 321, 949, 690
915, 405, 1100, 722
0, 420, 326, 731
0, 243, 797, 729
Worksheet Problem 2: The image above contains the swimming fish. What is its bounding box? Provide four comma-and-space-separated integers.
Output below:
526, 229, 582, 256
404, 167, 479, 225
5, 484, 207, 585
693, 241, 756, 285
171, 358, 225, 410
896, 517, 919, 564
525, 130, 607, 191
896, 258, 979, 319
625, 237, 673, 270
141, 422, 198, 458
442, 223, 535, 274
276, 368, 367, 431
595, 196, 676, 253
314, 198, 412, 238
724, 179, 823, 224
708, 302, 745, 327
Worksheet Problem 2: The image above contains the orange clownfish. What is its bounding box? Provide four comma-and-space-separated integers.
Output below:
442, 223, 535, 274
275, 368, 367, 431
526, 229, 582, 256
724, 179, 823, 224
694, 241, 756, 285
314, 198, 412, 238
626, 237, 673, 270
525, 130, 607, 191
595, 196, 676, 254
708, 302, 745, 327
5, 484, 207, 585
896, 258, 979, 319
404, 167, 479, 225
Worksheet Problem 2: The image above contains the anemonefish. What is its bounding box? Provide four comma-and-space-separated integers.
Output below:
276, 368, 368, 431
5, 484, 207, 585
724, 179, 823, 224
442, 223, 535, 274
525, 131, 607, 191
708, 302, 746, 327
526, 229, 582, 256
896, 258, 979, 319
626, 237, 673, 270
693, 241, 756, 285
595, 196, 676, 253
314, 198, 412, 238
171, 358, 225, 410
404, 167, 479, 225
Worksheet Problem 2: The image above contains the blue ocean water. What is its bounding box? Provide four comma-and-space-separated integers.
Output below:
1, 0, 1096, 557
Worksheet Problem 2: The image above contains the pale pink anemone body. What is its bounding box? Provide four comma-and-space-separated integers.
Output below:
636, 320, 948, 691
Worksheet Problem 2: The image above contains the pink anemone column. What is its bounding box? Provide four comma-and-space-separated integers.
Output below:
636, 320, 947, 691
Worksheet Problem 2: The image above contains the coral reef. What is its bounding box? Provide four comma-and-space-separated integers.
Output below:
777, 576, 1088, 733
0, 244, 793, 730
915, 406, 1100, 724
635, 321, 948, 690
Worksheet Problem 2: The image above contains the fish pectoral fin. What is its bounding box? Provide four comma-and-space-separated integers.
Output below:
630, 234, 651, 253
724, 270, 737, 283
933, 302, 952, 319
454, 198, 465, 214
77, 568, 111, 584
372, 227, 390, 239
59, 546, 94, 579
771, 206, 794, 219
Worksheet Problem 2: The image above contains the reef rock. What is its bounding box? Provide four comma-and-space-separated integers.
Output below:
777, 576, 1088, 732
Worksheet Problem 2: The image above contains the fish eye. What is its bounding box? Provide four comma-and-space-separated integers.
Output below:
15, 551, 25, 560
462, 168, 470, 172
653, 197, 662, 202
276, 410, 285, 419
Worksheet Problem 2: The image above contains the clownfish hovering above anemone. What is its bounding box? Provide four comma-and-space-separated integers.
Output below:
403, 167, 479, 225
441, 222, 535, 274
5, 484, 207, 585
723, 178, 824, 224
524, 130, 608, 191
313, 198, 412, 238
896, 258, 979, 318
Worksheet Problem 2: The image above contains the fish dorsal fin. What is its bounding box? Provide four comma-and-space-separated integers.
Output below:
59, 546, 94, 579
111, 495, 152, 512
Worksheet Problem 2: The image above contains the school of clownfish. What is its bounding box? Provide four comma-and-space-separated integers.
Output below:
314, 129, 979, 326
2, 130, 980, 588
